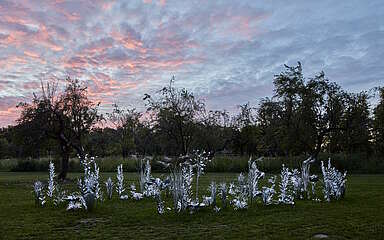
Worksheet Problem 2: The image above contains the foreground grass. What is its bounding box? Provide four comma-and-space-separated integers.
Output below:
0, 172, 383, 239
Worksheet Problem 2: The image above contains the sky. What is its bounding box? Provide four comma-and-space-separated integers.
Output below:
0, 0, 383, 127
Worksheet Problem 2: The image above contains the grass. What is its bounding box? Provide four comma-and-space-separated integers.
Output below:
0, 172, 383, 239
3, 152, 384, 174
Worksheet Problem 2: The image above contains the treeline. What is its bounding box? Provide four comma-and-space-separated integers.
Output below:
0, 63, 383, 177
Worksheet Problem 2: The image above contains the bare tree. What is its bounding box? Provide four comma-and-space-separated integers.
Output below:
144, 77, 205, 155
107, 104, 141, 157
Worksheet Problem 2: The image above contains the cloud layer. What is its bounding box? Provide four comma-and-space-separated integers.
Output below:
0, 0, 383, 126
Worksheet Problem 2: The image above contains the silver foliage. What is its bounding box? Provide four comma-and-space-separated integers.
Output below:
105, 177, 114, 200
219, 182, 228, 208
66, 155, 101, 211
229, 173, 248, 210
116, 164, 128, 199
66, 193, 87, 211
79, 155, 102, 201
203, 181, 217, 207
33, 181, 46, 206
321, 159, 347, 202
130, 184, 143, 200
35, 151, 348, 215
301, 156, 315, 199
278, 165, 294, 205
140, 158, 156, 197
261, 176, 276, 205
248, 157, 265, 201
153, 178, 165, 214
290, 169, 303, 199
54, 185, 66, 206
170, 162, 193, 212
189, 150, 210, 203
309, 175, 320, 201
47, 161, 56, 199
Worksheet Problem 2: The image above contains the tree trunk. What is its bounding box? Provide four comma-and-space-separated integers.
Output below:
58, 145, 70, 180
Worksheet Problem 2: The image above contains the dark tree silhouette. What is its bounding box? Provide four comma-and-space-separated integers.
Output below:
17, 77, 102, 179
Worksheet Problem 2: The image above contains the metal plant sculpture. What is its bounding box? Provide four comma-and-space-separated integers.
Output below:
321, 159, 347, 201
301, 156, 315, 199
203, 181, 217, 207
309, 174, 320, 201
67, 155, 102, 210
47, 161, 56, 199
261, 176, 276, 205
230, 173, 248, 210
190, 150, 210, 203
33, 181, 46, 206
169, 160, 194, 212
34, 151, 348, 215
66, 193, 87, 210
153, 178, 165, 214
278, 165, 294, 205
219, 182, 228, 208
139, 158, 156, 197
116, 164, 128, 199
54, 185, 66, 206
290, 169, 303, 199
105, 177, 114, 200
79, 156, 102, 201
130, 184, 144, 200
247, 157, 265, 202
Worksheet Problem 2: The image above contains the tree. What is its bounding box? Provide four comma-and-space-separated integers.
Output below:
257, 98, 284, 156
342, 92, 371, 154
194, 110, 232, 153
270, 63, 347, 160
273, 62, 305, 155
107, 104, 141, 157
373, 87, 384, 154
17, 77, 102, 179
298, 71, 346, 159
144, 77, 205, 155
232, 103, 259, 155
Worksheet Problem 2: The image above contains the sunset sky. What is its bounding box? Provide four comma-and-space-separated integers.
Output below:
0, 0, 383, 127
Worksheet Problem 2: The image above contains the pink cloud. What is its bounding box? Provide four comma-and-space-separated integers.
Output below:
0, 96, 24, 127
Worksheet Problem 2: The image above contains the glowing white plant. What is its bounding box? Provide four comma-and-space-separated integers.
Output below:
232, 198, 248, 210
66, 193, 87, 211
301, 156, 315, 199
248, 157, 265, 201
78, 156, 102, 201
116, 164, 128, 199
228, 182, 236, 195
105, 177, 114, 200
33, 181, 46, 206
309, 175, 320, 201
181, 164, 193, 209
34, 150, 348, 214
229, 173, 248, 210
321, 159, 347, 202
290, 169, 303, 199
261, 176, 276, 205
219, 182, 228, 208
54, 185, 66, 206
153, 178, 165, 214
190, 150, 210, 203
170, 162, 193, 212
139, 158, 156, 197
278, 165, 294, 205
47, 161, 56, 199
203, 181, 217, 207
130, 184, 143, 200
65, 155, 102, 211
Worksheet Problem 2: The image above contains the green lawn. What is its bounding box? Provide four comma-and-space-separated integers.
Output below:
0, 172, 383, 239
